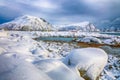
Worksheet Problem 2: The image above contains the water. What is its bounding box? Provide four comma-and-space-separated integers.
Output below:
37, 37, 76, 42
101, 32, 120, 36
36, 32, 120, 42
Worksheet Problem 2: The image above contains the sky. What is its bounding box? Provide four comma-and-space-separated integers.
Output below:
0, 0, 120, 25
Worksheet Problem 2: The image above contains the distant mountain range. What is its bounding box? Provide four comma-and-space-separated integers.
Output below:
0, 15, 100, 32
95, 18, 120, 32
0, 15, 53, 31
56, 21, 99, 32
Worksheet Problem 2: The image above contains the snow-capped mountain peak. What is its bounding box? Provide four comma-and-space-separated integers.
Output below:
0, 15, 53, 31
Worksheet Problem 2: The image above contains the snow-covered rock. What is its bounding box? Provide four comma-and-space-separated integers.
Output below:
0, 15, 53, 31
78, 37, 102, 44
58, 21, 99, 32
103, 38, 120, 45
34, 59, 84, 80
64, 48, 108, 80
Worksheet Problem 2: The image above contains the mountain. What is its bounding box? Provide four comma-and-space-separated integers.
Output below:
95, 18, 120, 32
57, 21, 99, 32
111, 18, 120, 31
0, 15, 53, 31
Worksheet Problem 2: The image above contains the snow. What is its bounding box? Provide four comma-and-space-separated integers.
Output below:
100, 55, 120, 80
34, 59, 84, 80
0, 14, 120, 80
31, 48, 49, 58
0, 31, 8, 37
8, 31, 116, 39
0, 47, 6, 55
103, 37, 120, 45
13, 31, 120, 46
64, 48, 108, 80
0, 53, 52, 80
0, 30, 119, 80
38, 41, 78, 57
79, 37, 102, 44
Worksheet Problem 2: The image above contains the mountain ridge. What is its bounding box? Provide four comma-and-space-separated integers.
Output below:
56, 21, 99, 32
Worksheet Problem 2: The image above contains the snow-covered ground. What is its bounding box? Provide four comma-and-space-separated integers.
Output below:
8, 31, 120, 46
0, 31, 120, 80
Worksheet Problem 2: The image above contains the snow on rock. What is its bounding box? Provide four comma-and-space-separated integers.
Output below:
38, 41, 78, 58
34, 59, 84, 80
0, 53, 52, 80
0, 15, 53, 31
78, 37, 102, 44
64, 48, 108, 80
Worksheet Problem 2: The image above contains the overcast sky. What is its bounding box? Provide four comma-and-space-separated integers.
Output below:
0, 0, 120, 24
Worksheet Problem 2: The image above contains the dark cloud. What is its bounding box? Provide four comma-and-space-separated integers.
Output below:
60, 0, 97, 16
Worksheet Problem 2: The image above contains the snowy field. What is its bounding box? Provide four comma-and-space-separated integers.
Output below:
0, 31, 120, 80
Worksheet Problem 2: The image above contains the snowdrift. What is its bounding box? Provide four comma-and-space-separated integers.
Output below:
0, 53, 52, 80
34, 59, 84, 80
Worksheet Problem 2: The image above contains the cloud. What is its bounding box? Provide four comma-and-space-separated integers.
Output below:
32, 0, 59, 9
0, 0, 120, 24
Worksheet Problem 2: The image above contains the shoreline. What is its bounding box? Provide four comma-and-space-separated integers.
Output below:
77, 42, 120, 48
